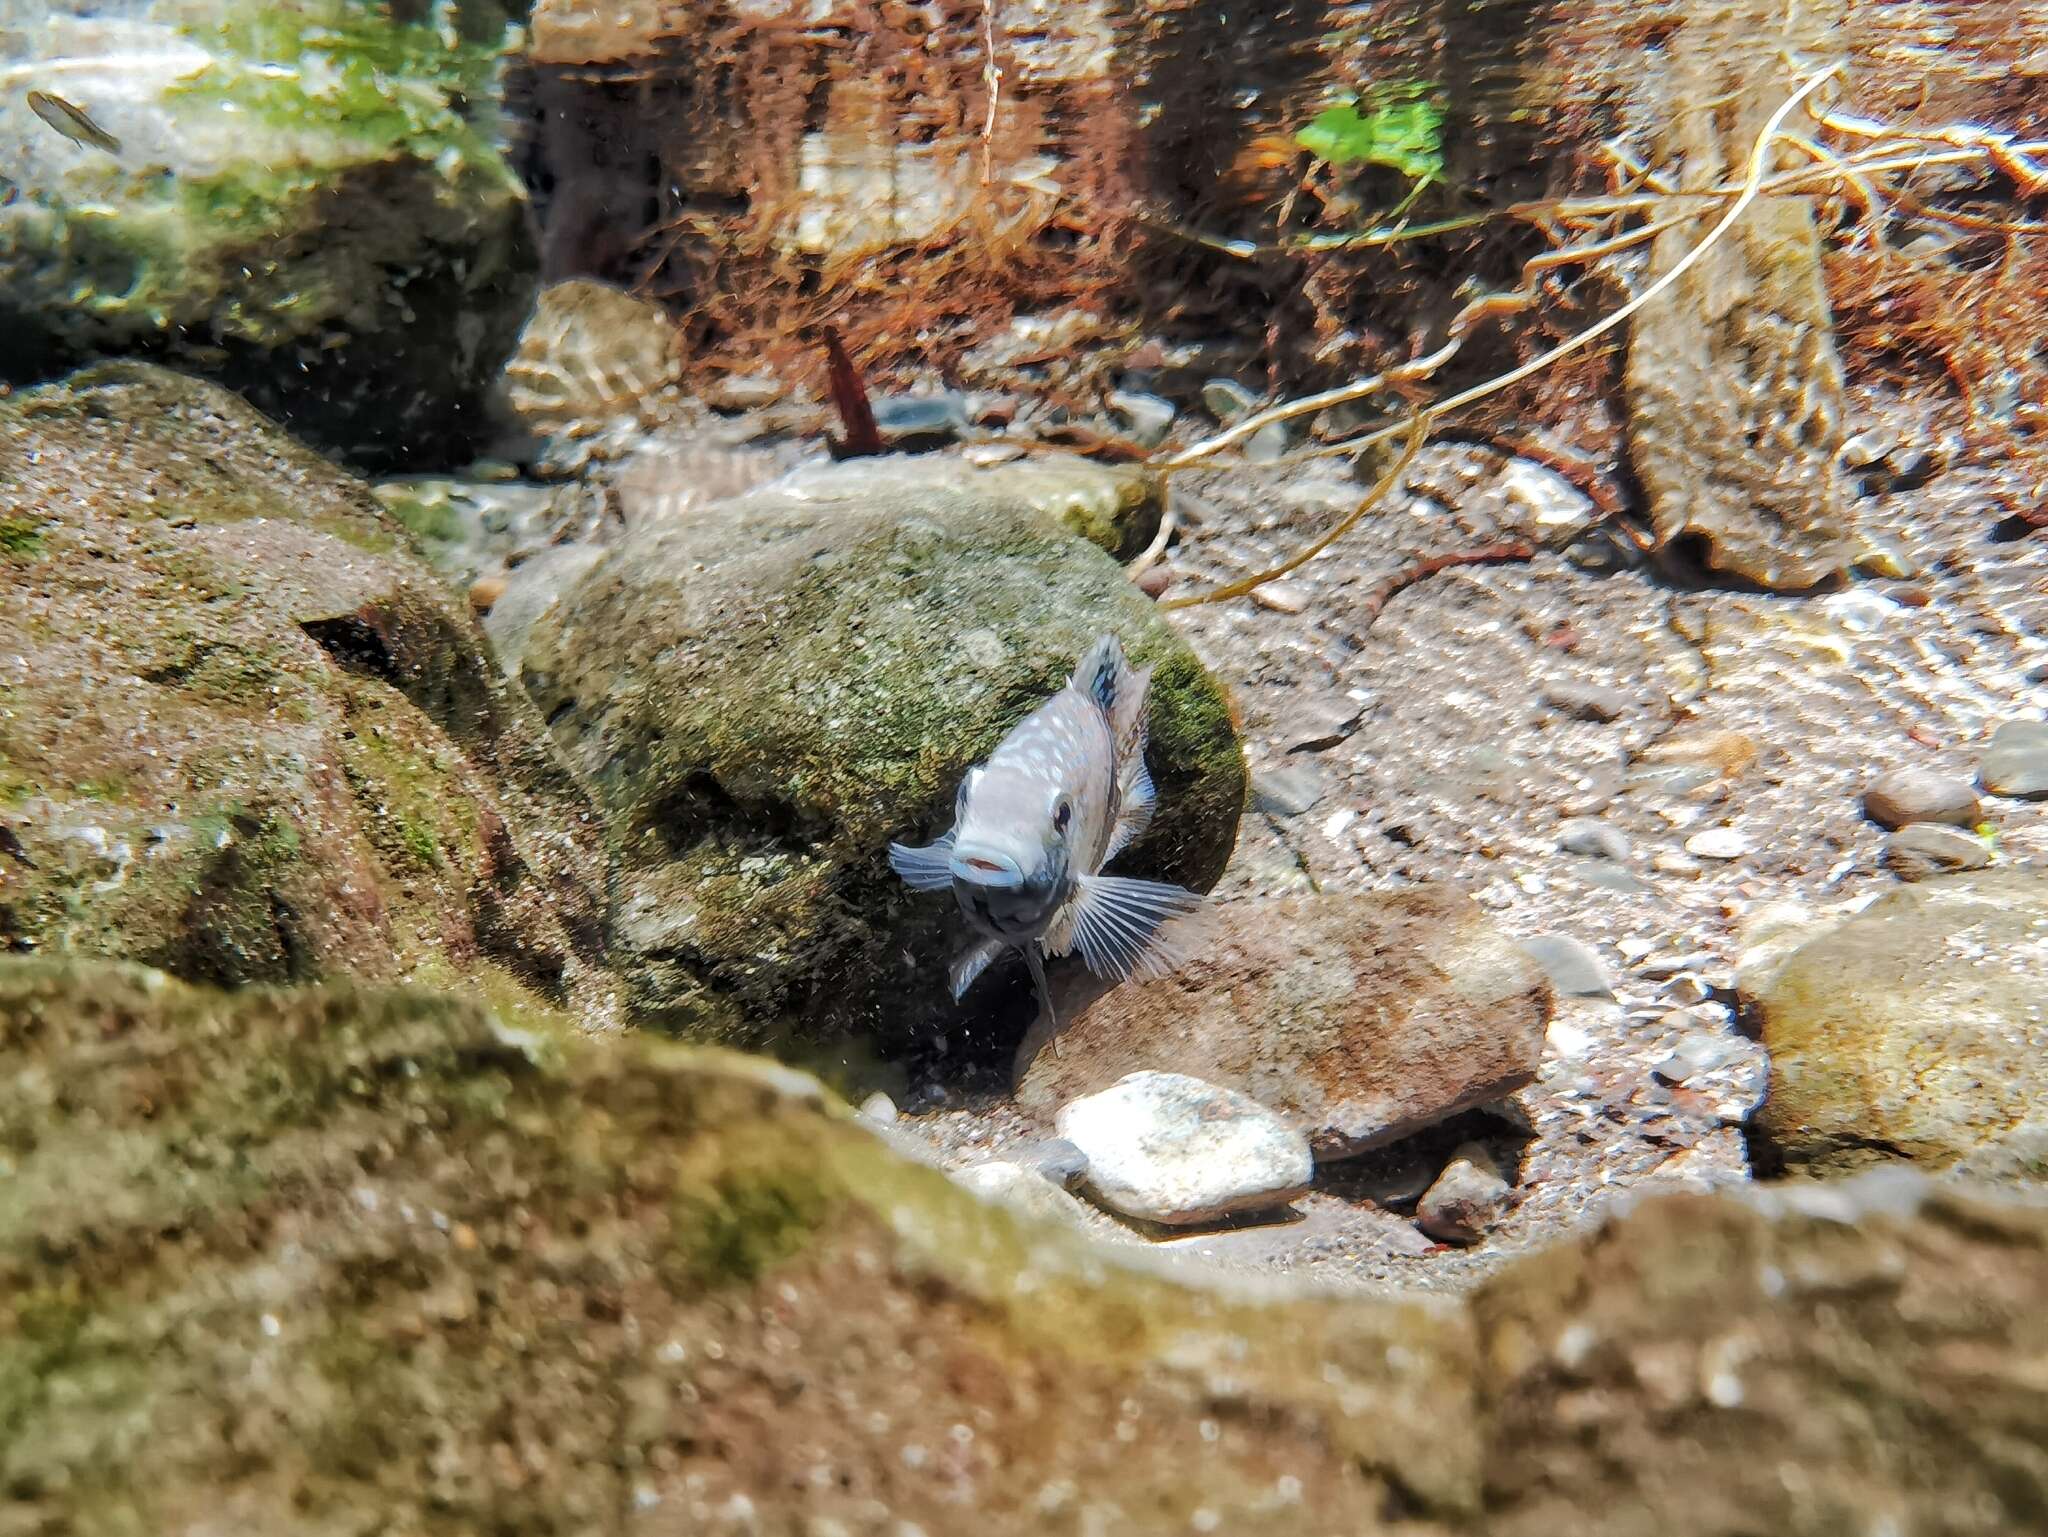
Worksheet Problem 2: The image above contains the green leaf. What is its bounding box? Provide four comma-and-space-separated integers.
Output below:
1295, 91, 1445, 184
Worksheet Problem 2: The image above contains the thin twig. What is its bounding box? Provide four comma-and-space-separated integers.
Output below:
1355, 541, 1539, 630
979, 1, 1002, 188
1161, 414, 1429, 609
1167, 64, 1846, 478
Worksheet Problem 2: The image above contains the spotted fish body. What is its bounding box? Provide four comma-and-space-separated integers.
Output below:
888, 635, 1201, 1030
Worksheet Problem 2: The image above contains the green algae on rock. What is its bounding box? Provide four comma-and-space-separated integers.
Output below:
0, 4, 534, 469
0, 363, 609, 1022
518, 461, 1242, 1047
10, 960, 2048, 1535
0, 959, 1472, 1534
1747, 869, 2048, 1175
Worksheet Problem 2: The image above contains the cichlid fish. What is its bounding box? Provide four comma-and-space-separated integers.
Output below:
26, 90, 121, 155
889, 634, 1201, 1033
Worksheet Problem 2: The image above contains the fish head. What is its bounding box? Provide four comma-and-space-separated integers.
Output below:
946, 762, 1077, 940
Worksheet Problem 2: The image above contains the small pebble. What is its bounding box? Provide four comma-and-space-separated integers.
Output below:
1637, 950, 1714, 979
1107, 389, 1177, 448
1416, 1142, 1511, 1245
1201, 377, 1259, 421
1252, 763, 1325, 817
1057, 1072, 1313, 1227
1653, 851, 1703, 877
1250, 579, 1309, 614
858, 1091, 898, 1125
1520, 935, 1614, 1000
1980, 719, 2048, 800
706, 372, 787, 411
873, 393, 970, 447
1556, 817, 1630, 862
1543, 680, 1633, 722
1883, 822, 1992, 880
468, 574, 507, 614
962, 441, 1025, 466
1663, 973, 1713, 1007
1275, 691, 1365, 753
1019, 1137, 1090, 1188
1652, 1034, 1737, 1085
1683, 828, 1751, 861
1132, 564, 1175, 599
1245, 421, 1295, 463
1862, 768, 1981, 830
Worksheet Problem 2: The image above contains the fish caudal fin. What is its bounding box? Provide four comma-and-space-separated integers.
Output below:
888, 831, 957, 891
1057, 874, 1203, 981
948, 937, 1009, 1000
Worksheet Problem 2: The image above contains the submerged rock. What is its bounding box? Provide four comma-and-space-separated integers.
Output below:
518, 454, 1241, 1046
1882, 822, 1992, 880
1018, 890, 1552, 1159
0, 10, 535, 469
0, 364, 608, 1019
1057, 1071, 1314, 1226
0, 958, 1471, 1532
1416, 1141, 1512, 1245
1861, 766, 1980, 829
11, 960, 2048, 1533
1749, 870, 2048, 1174
1980, 718, 2048, 800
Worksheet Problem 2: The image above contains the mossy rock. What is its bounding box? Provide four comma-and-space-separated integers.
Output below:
519, 461, 1245, 1049
1748, 869, 2048, 1175
0, 4, 534, 470
0, 958, 1472, 1532
0, 363, 608, 1023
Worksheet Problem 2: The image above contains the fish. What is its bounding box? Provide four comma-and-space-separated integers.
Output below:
888, 634, 1202, 1036
26, 91, 121, 155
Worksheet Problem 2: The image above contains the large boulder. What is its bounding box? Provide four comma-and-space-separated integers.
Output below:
0, 4, 535, 469
0, 364, 609, 1021
518, 456, 1245, 1048
1747, 870, 2048, 1175
1017, 890, 1553, 1159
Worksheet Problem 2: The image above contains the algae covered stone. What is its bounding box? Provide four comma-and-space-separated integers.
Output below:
0, 4, 534, 468
1748, 869, 2048, 1174
0, 958, 1473, 1533
519, 460, 1243, 1047
0, 363, 608, 1019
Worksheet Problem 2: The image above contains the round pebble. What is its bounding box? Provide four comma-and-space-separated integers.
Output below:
1862, 768, 1980, 830
1055, 1072, 1313, 1227
1684, 828, 1752, 861
1980, 720, 2048, 800
1519, 934, 1615, 1000
1883, 823, 1992, 880
1415, 1142, 1511, 1244
1556, 817, 1631, 862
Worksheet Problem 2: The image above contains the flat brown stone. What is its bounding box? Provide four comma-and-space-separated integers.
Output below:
1017, 889, 1553, 1159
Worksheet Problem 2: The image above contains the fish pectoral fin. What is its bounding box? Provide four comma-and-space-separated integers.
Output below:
888, 830, 957, 892
948, 937, 1009, 1000
1063, 874, 1203, 981
1103, 758, 1156, 861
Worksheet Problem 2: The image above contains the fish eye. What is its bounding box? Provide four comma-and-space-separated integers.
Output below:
1053, 798, 1072, 835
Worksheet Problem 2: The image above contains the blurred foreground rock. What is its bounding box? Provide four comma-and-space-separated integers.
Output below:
9, 959, 2048, 1534
1018, 890, 1551, 1158
0, 364, 609, 1019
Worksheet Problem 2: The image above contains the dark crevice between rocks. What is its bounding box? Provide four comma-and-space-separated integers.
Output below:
300, 614, 403, 686
645, 772, 823, 861
1745, 1123, 1914, 1180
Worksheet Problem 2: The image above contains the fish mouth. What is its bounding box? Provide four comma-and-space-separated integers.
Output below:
948, 847, 1026, 889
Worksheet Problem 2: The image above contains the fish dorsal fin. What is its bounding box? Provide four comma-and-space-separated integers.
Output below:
1069, 634, 1152, 769
1104, 756, 1155, 861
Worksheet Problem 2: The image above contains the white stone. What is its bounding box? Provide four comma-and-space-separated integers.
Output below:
1684, 827, 1752, 861
1055, 1072, 1313, 1226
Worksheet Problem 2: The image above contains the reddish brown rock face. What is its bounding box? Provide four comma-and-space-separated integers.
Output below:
1016, 888, 1553, 1159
